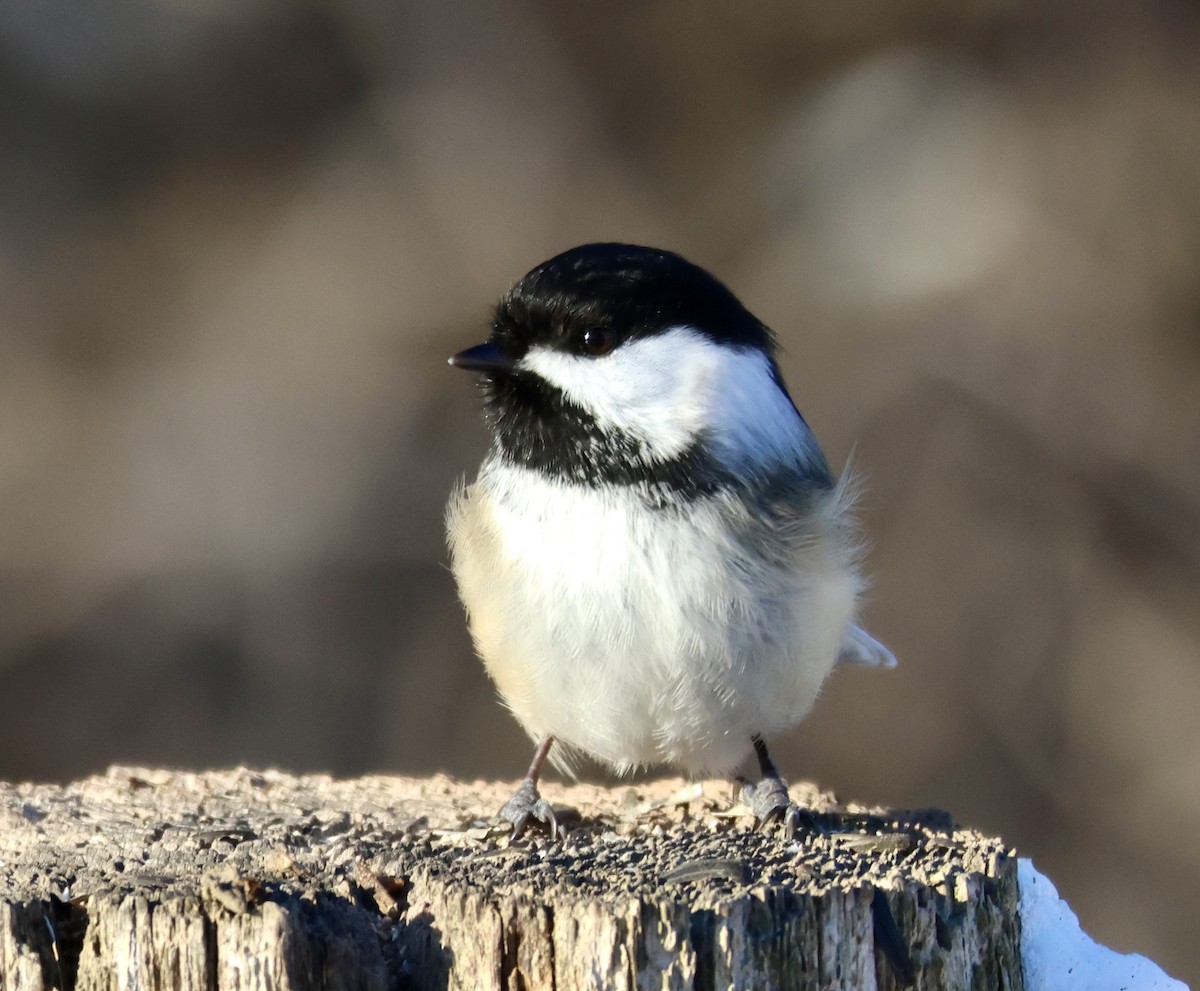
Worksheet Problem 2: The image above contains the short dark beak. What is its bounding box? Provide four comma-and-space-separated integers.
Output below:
448, 341, 513, 374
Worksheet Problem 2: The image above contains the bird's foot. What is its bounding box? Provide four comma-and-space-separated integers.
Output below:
499, 777, 559, 841
740, 776, 822, 839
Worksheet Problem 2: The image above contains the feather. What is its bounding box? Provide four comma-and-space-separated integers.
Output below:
838, 624, 897, 668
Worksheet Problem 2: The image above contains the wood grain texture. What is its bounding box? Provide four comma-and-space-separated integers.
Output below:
0, 768, 1022, 990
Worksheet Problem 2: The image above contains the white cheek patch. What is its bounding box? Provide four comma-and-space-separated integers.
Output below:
520, 329, 712, 460
519, 326, 819, 470
703, 346, 824, 470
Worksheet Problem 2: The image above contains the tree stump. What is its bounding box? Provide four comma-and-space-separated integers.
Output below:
0, 767, 1021, 990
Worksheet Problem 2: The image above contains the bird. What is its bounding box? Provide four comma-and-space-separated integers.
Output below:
445, 243, 894, 838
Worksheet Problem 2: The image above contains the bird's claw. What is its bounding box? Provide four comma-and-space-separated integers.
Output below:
741, 777, 821, 839
499, 777, 558, 841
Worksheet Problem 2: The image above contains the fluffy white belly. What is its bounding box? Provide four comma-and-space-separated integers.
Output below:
447, 461, 859, 776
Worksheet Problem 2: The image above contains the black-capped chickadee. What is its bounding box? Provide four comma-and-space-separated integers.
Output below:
447, 243, 894, 838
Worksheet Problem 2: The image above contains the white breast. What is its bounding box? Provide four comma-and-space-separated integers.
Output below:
447, 461, 861, 776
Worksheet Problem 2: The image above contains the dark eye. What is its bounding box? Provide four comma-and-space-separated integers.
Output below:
579, 327, 617, 357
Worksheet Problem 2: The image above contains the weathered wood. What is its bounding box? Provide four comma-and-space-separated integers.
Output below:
0, 768, 1022, 990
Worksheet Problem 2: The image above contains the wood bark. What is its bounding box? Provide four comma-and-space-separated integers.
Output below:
0, 768, 1022, 990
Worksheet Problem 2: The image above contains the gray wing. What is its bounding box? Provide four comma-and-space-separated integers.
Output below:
838, 624, 897, 668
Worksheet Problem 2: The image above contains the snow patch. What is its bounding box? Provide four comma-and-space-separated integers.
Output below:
1020, 859, 1188, 991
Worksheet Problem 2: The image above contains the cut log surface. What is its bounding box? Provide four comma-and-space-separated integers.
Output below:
0, 768, 1021, 990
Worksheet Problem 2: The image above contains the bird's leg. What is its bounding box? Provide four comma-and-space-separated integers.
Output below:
739, 735, 807, 838
498, 734, 559, 840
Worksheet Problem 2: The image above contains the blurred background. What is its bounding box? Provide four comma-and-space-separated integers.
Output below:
0, 0, 1197, 982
